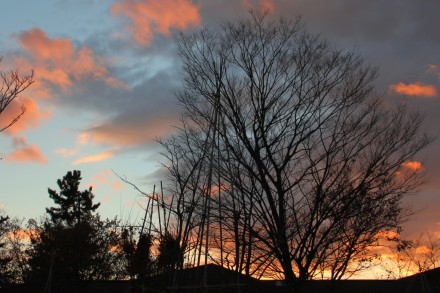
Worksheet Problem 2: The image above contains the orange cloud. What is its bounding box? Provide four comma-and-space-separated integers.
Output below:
19, 28, 73, 62
73, 151, 114, 165
16, 28, 126, 90
111, 0, 201, 46
414, 245, 432, 255
0, 96, 51, 135
2, 28, 126, 138
401, 161, 423, 172
4, 143, 47, 164
389, 82, 437, 98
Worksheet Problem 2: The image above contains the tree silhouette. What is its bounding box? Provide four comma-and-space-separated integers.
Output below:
46, 170, 100, 226
121, 228, 153, 280
27, 171, 124, 283
0, 212, 28, 285
157, 232, 183, 274
162, 12, 433, 284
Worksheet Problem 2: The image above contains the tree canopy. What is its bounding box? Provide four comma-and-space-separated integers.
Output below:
158, 12, 433, 283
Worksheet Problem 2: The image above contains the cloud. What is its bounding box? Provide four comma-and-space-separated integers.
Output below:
0, 96, 51, 135
73, 151, 114, 165
76, 68, 182, 149
54, 147, 81, 158
241, 0, 275, 12
400, 161, 423, 174
18, 28, 74, 63
4, 137, 47, 164
80, 115, 177, 148
427, 64, 439, 74
395, 161, 423, 181
84, 170, 126, 204
426, 64, 440, 82
389, 82, 437, 98
16, 28, 126, 91
111, 0, 201, 46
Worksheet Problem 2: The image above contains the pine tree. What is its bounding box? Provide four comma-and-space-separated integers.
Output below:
46, 170, 100, 226
27, 171, 124, 283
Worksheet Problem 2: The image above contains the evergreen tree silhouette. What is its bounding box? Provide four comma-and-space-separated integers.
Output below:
46, 170, 100, 226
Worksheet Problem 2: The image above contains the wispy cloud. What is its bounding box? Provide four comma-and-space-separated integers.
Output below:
54, 147, 81, 158
73, 151, 114, 165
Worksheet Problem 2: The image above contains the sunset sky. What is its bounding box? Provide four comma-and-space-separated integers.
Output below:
1, 0, 439, 241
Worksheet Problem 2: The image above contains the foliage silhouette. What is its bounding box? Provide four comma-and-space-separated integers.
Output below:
27, 171, 124, 282
121, 227, 153, 280
46, 170, 100, 226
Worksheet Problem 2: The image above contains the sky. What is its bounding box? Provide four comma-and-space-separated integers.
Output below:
0, 0, 439, 239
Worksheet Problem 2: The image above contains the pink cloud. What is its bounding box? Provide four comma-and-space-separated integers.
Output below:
16, 28, 126, 91
389, 82, 437, 98
73, 151, 114, 165
112, 180, 123, 191
85, 170, 126, 203
111, 0, 201, 46
4, 142, 47, 164
19, 28, 74, 62
1, 28, 127, 141
0, 96, 51, 135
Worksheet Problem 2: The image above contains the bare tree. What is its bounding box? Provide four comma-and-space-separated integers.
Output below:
0, 58, 34, 133
166, 12, 433, 285
381, 231, 440, 278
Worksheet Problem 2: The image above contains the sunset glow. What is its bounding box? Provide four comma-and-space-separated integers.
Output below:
0, 0, 439, 282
